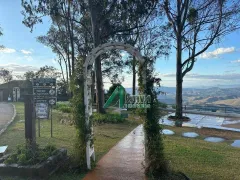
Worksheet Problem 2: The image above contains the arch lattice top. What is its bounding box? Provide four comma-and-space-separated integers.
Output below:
84, 42, 145, 67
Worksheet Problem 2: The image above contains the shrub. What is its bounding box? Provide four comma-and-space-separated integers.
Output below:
92, 113, 125, 125
4, 144, 57, 165
54, 102, 71, 113
159, 102, 167, 109
59, 106, 71, 113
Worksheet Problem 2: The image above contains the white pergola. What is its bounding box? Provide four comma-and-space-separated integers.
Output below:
84, 42, 146, 169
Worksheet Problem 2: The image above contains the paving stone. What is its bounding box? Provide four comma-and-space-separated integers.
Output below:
204, 137, 225, 143
0, 146, 7, 154
182, 132, 199, 138
231, 140, 240, 148
162, 129, 175, 135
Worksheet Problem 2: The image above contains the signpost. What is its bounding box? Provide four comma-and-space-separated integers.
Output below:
33, 78, 57, 137
24, 95, 36, 148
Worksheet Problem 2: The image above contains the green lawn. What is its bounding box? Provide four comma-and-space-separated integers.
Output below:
1, 103, 240, 180
0, 102, 141, 180
163, 126, 240, 180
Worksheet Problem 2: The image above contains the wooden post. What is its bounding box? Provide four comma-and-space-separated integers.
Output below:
24, 95, 36, 148
51, 106, 53, 137
38, 118, 40, 137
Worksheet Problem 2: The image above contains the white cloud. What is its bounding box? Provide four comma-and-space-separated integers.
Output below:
24, 56, 33, 62
200, 47, 235, 59
231, 59, 240, 63
0, 48, 16, 53
0, 63, 39, 75
52, 59, 57, 64
21, 49, 32, 55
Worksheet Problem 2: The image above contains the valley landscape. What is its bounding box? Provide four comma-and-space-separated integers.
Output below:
158, 86, 240, 107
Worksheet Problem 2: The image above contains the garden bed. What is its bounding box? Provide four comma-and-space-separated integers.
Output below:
168, 115, 191, 122
0, 148, 67, 178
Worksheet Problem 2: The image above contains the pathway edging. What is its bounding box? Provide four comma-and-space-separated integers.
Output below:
0, 103, 16, 136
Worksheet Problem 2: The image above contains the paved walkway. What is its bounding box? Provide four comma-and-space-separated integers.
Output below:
0, 103, 15, 134
83, 125, 147, 180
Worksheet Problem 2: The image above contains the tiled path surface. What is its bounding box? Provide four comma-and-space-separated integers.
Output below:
83, 125, 147, 180
160, 113, 240, 132
0, 103, 15, 134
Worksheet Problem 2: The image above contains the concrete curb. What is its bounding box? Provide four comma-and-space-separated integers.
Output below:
0, 103, 17, 136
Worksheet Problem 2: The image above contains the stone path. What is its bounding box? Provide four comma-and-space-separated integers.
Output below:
0, 103, 15, 135
83, 125, 146, 180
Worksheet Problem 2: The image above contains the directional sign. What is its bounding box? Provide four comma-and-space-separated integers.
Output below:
33, 78, 56, 87
49, 98, 56, 105
34, 97, 57, 105
33, 88, 56, 96
35, 103, 49, 119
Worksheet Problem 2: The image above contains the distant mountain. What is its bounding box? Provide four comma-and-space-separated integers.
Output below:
109, 86, 240, 107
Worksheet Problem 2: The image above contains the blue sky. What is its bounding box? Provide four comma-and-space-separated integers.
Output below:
0, 1, 240, 88
0, 1, 55, 75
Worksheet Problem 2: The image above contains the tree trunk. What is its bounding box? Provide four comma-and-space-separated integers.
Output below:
132, 57, 136, 95
175, 35, 183, 119
89, 0, 105, 113
95, 57, 105, 113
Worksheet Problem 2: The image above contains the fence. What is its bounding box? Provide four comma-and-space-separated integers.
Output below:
167, 104, 240, 114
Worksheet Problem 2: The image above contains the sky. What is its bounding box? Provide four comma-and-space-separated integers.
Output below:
0, 1, 240, 89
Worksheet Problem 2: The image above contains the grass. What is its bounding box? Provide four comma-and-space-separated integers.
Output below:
162, 126, 240, 180
0, 102, 141, 180
1, 103, 240, 180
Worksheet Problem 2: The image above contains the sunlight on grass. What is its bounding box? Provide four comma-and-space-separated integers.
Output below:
163, 127, 240, 180
0, 102, 140, 180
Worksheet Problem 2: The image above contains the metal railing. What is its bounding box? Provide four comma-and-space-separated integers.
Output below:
166, 104, 240, 114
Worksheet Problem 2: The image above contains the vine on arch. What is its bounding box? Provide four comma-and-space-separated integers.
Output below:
139, 57, 169, 178
70, 60, 93, 169
71, 43, 168, 173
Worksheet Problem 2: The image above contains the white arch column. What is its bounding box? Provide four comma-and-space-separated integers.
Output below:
84, 42, 146, 169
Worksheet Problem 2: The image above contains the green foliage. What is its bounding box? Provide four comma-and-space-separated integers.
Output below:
0, 68, 13, 83
54, 102, 72, 113
187, 8, 198, 24
70, 61, 91, 170
138, 60, 168, 178
158, 101, 167, 109
59, 106, 71, 113
172, 104, 176, 109
105, 83, 121, 98
24, 71, 35, 81
4, 144, 56, 165
35, 65, 61, 78
92, 113, 125, 125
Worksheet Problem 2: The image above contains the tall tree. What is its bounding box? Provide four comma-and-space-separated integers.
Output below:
37, 26, 71, 85
86, 0, 160, 112
0, 68, 13, 98
163, 0, 240, 118
0, 68, 13, 83
24, 71, 35, 81
35, 65, 61, 78
21, 0, 161, 113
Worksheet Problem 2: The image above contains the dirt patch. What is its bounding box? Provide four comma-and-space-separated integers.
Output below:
196, 128, 240, 140
168, 115, 190, 122
222, 123, 240, 129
